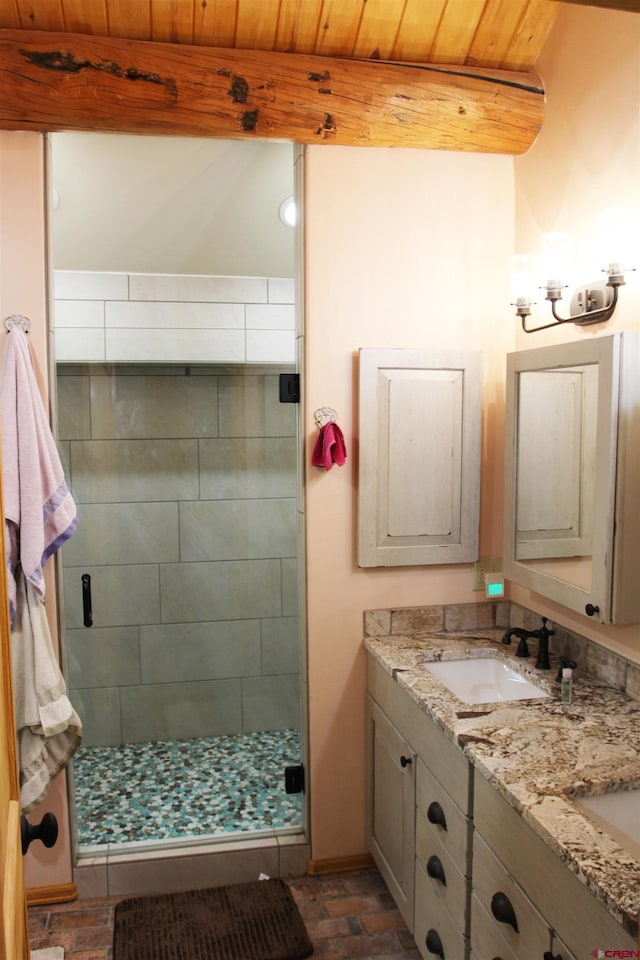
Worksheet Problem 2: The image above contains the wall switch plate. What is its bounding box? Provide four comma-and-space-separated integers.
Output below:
472, 557, 502, 591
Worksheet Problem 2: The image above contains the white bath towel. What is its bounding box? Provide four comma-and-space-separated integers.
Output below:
1, 327, 78, 626
11, 570, 82, 813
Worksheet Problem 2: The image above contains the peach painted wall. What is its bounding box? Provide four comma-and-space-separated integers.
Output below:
511, 5, 640, 662
0, 131, 74, 888
303, 146, 515, 860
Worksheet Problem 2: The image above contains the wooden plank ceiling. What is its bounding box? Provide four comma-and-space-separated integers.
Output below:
0, 0, 561, 72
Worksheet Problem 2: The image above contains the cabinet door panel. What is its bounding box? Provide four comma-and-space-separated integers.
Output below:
367, 657, 472, 814
358, 348, 481, 567
367, 697, 415, 928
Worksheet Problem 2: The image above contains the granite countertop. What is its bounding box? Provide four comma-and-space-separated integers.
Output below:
365, 630, 640, 938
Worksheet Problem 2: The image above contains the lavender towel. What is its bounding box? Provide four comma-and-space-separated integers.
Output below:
1, 327, 78, 625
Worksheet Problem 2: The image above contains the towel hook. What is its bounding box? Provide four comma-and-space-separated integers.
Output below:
4, 314, 30, 334
314, 406, 337, 428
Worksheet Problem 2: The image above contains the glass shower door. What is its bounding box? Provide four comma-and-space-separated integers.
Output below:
56, 362, 304, 852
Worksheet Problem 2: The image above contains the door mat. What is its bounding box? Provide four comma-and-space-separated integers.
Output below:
112, 878, 313, 960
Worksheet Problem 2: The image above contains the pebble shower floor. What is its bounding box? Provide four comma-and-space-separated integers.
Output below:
72, 729, 303, 848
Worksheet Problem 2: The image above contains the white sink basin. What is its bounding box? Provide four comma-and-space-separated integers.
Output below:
575, 789, 640, 861
423, 656, 549, 705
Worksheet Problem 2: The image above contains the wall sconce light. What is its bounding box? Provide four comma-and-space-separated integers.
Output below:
512, 210, 636, 334
278, 196, 296, 227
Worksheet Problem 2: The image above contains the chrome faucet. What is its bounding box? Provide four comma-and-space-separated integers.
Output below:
501, 617, 554, 670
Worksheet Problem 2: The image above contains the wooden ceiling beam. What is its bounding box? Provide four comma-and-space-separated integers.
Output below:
0, 30, 545, 154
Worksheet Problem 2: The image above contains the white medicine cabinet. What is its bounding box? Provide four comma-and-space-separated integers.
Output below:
358, 348, 482, 567
503, 332, 640, 624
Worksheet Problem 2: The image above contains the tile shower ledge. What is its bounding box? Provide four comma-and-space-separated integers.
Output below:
365, 631, 640, 938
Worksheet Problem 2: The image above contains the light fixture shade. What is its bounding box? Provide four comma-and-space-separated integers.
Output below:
540, 232, 570, 286
598, 206, 638, 273
279, 196, 296, 227
510, 253, 537, 302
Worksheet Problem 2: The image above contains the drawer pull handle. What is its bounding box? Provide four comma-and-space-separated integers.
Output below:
491, 891, 519, 933
426, 854, 447, 886
427, 801, 447, 831
400, 755, 412, 768
425, 928, 445, 959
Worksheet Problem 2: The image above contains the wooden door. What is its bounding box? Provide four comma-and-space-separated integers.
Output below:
0, 468, 29, 959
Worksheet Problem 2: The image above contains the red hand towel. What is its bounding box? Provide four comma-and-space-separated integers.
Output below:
312, 422, 347, 470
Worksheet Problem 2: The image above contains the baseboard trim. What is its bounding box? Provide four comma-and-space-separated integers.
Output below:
306, 853, 375, 876
27, 882, 78, 906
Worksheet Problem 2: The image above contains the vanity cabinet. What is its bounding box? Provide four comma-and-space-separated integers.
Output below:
472, 772, 637, 958
367, 655, 473, 957
367, 651, 637, 960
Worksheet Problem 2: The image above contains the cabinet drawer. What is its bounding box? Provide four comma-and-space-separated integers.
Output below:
415, 816, 468, 932
474, 774, 637, 955
415, 858, 469, 960
417, 759, 472, 874
472, 832, 550, 957
470, 894, 519, 960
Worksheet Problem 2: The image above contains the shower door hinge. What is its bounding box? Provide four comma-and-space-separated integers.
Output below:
285, 764, 305, 794
279, 373, 300, 403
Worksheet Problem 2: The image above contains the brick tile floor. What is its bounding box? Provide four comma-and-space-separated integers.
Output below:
29, 868, 421, 960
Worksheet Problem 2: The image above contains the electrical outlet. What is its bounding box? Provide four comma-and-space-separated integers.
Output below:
472, 557, 502, 591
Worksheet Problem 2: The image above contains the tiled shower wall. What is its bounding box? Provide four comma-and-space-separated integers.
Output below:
57, 362, 301, 748
53, 270, 296, 365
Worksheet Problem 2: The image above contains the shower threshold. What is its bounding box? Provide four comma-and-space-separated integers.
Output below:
72, 729, 303, 851
76, 825, 305, 861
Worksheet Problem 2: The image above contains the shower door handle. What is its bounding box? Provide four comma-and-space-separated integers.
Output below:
81, 573, 93, 627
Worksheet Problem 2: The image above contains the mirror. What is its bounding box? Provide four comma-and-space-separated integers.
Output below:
504, 333, 640, 624
514, 363, 597, 582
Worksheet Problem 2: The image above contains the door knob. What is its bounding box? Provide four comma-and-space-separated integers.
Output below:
21, 813, 58, 855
